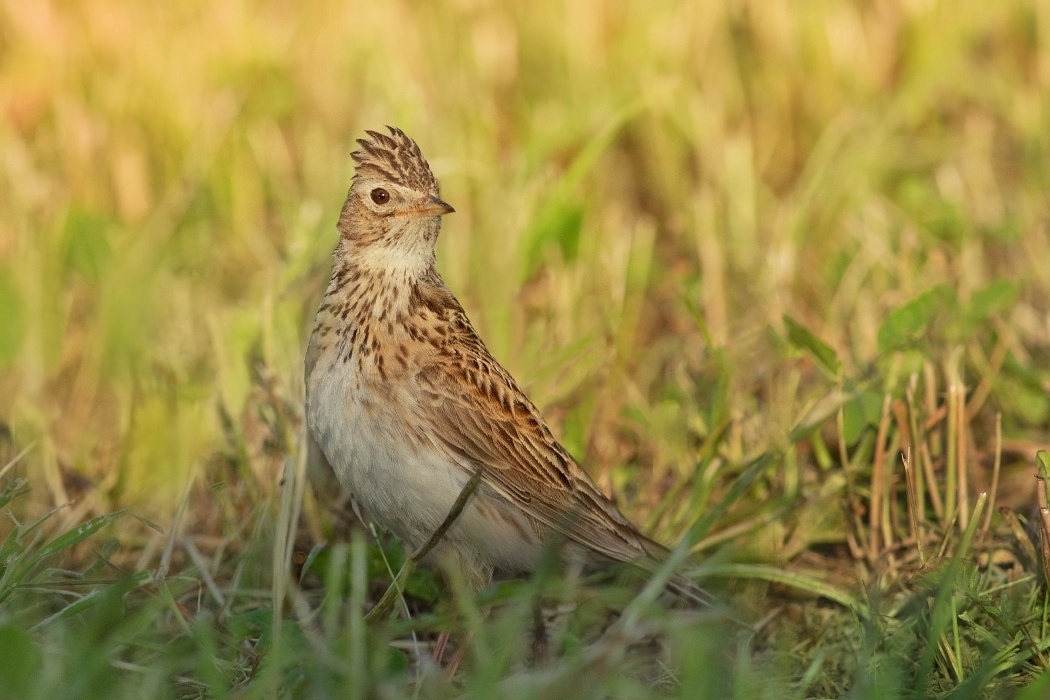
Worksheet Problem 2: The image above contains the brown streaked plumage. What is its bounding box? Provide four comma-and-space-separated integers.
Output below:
306, 126, 706, 602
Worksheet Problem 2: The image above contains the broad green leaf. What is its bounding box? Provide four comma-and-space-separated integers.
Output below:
1003, 352, 1047, 391
228, 610, 310, 652
965, 280, 1018, 330
842, 390, 883, 444
877, 285, 953, 354
1001, 379, 1050, 426
783, 315, 839, 378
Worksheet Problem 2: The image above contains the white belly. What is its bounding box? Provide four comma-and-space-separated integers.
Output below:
305, 350, 543, 573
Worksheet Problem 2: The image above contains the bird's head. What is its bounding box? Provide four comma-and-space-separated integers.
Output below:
337, 127, 454, 271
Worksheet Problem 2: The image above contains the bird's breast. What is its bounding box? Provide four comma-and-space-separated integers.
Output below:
305, 323, 545, 572
305, 327, 461, 540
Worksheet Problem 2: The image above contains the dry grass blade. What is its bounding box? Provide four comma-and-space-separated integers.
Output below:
837, 399, 866, 555
903, 450, 926, 566
956, 492, 987, 558
980, 414, 1002, 539
869, 393, 892, 560
921, 439, 946, 521
0, 442, 35, 479
956, 377, 969, 531
906, 377, 926, 525
965, 331, 1011, 421
946, 383, 959, 530
183, 537, 226, 608
1035, 453, 1050, 584
999, 506, 1039, 570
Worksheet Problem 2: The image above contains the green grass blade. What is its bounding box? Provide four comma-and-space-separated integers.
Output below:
36, 510, 126, 561
696, 562, 867, 618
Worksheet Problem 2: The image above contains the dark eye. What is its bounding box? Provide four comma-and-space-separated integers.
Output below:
370, 188, 389, 204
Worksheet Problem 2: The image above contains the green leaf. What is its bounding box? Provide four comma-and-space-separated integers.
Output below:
83, 537, 121, 576
842, 390, 883, 444
228, 608, 309, 652
877, 285, 953, 354
695, 562, 867, 617
1036, 450, 1050, 478
523, 201, 584, 274
1003, 352, 1045, 390
368, 540, 405, 582
783, 315, 839, 378
519, 104, 643, 279
62, 209, 113, 281
685, 452, 777, 546
385, 645, 410, 672
1037, 452, 1050, 520
0, 623, 41, 697
965, 280, 1018, 330
299, 542, 327, 582
1001, 379, 1050, 426
37, 510, 126, 561
228, 608, 272, 641
30, 570, 153, 631
790, 390, 854, 443
405, 568, 441, 602
0, 477, 31, 510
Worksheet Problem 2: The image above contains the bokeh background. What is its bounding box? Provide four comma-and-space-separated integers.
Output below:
5, 3, 1050, 695
1, 0, 1047, 535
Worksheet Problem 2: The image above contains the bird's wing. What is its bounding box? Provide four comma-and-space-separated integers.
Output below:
410, 285, 659, 566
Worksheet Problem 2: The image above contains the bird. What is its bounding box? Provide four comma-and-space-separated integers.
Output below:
305, 126, 706, 605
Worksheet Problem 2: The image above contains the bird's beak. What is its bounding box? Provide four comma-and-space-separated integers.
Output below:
406, 195, 455, 219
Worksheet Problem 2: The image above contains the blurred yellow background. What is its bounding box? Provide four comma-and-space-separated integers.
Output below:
0, 0, 1046, 523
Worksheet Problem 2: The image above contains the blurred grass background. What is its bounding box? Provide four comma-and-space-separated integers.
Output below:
1, 0, 1050, 695
2, 0, 1045, 517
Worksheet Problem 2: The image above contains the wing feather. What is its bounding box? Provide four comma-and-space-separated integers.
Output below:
410, 289, 660, 566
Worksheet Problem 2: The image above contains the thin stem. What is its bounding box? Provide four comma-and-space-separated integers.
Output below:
980, 413, 1002, 539
365, 468, 482, 624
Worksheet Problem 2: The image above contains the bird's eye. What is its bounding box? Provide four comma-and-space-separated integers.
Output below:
370, 188, 390, 204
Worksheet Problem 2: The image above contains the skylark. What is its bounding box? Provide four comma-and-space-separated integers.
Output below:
305, 126, 705, 602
